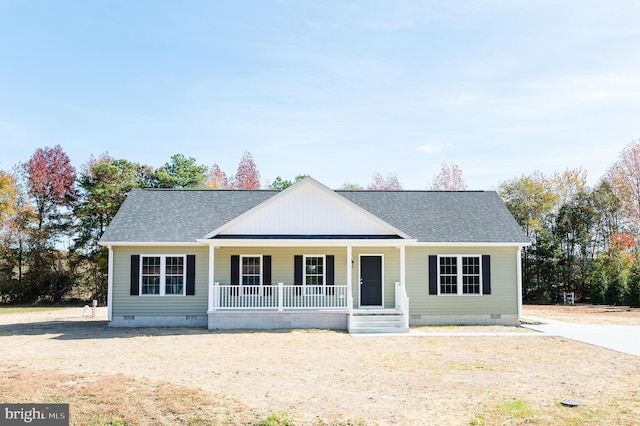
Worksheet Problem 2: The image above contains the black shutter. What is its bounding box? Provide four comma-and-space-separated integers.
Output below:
326, 255, 335, 285
428, 255, 437, 295
186, 255, 196, 295
326, 255, 335, 295
482, 255, 491, 295
231, 255, 240, 285
263, 255, 272, 285
130, 255, 140, 296
294, 255, 303, 285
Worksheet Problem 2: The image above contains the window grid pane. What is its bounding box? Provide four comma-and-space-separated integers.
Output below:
439, 257, 458, 294
462, 257, 481, 294
141, 257, 161, 295
165, 256, 184, 295
241, 256, 261, 294
305, 256, 324, 294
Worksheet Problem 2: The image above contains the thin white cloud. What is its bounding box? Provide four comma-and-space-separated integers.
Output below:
416, 144, 446, 154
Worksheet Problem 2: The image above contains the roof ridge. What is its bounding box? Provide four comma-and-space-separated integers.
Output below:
137, 188, 279, 192
337, 190, 488, 193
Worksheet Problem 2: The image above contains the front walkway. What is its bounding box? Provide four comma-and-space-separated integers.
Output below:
522, 315, 640, 357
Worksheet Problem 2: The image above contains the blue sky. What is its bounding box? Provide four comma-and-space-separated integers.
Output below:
1, 1, 639, 190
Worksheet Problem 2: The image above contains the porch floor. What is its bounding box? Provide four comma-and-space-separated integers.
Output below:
352, 308, 403, 315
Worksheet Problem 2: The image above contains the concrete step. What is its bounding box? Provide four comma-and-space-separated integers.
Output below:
349, 313, 409, 334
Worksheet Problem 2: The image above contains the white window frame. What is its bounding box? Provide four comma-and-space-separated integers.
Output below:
139, 254, 187, 297
437, 254, 483, 296
303, 254, 326, 296
240, 254, 263, 296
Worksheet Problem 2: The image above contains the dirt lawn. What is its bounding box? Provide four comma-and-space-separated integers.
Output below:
1, 306, 639, 425
523, 303, 640, 325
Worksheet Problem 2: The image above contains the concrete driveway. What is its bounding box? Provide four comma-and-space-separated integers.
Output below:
522, 316, 640, 357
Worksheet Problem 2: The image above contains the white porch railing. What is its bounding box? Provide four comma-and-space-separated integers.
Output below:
209, 282, 349, 311
395, 281, 410, 328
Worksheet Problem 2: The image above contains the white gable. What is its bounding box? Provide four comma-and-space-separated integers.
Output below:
209, 178, 407, 238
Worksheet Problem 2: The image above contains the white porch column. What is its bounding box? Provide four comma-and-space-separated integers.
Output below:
208, 244, 215, 311
346, 245, 353, 311
517, 247, 523, 322
107, 245, 113, 321
399, 245, 406, 290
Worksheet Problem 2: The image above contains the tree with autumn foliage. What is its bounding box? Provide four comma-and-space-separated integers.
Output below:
0, 193, 35, 303
431, 162, 467, 190
234, 151, 261, 189
499, 169, 622, 303
0, 171, 18, 223
604, 139, 640, 232
206, 164, 231, 189
20, 145, 77, 302
368, 173, 403, 190
23, 145, 77, 233
0, 171, 23, 301
589, 232, 636, 305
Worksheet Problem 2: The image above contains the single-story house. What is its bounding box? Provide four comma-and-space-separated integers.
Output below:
99, 177, 529, 333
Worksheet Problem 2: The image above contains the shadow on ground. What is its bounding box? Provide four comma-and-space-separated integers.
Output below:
0, 320, 317, 340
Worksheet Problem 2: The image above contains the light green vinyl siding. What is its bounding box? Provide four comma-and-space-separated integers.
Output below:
405, 246, 519, 315
111, 246, 209, 316
111, 244, 519, 317
214, 247, 348, 286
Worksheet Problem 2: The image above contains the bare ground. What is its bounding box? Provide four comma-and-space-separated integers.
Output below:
0, 306, 639, 425
523, 303, 640, 325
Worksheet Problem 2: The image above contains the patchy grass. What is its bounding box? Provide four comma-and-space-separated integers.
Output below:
253, 411, 296, 426
0, 368, 255, 426
0, 368, 372, 426
0, 305, 71, 314
500, 399, 536, 418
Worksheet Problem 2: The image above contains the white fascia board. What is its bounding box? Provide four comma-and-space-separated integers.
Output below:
414, 242, 531, 247
196, 238, 417, 248
201, 177, 412, 240
98, 241, 203, 247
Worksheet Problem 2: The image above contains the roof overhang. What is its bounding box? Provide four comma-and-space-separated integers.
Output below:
196, 238, 418, 247
414, 242, 531, 247
100, 240, 529, 248
98, 241, 204, 247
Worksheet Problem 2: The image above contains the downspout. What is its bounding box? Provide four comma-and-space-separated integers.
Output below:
208, 243, 215, 312
107, 245, 114, 322
399, 245, 406, 293
517, 246, 523, 323
347, 245, 353, 330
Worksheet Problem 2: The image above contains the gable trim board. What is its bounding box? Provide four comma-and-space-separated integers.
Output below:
100, 177, 529, 330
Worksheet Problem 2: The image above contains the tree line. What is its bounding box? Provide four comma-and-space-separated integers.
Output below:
0, 148, 266, 304
498, 141, 640, 307
1, 141, 639, 307
0, 147, 463, 304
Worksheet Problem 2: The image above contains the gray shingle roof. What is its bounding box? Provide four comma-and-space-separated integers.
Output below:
99, 188, 529, 244
340, 190, 529, 243
100, 189, 276, 243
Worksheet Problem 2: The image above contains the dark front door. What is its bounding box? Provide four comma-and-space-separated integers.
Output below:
360, 255, 382, 306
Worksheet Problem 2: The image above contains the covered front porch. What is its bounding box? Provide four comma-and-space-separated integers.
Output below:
202, 242, 411, 333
